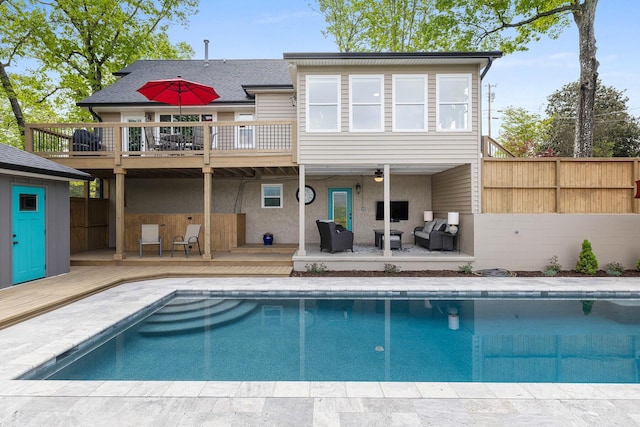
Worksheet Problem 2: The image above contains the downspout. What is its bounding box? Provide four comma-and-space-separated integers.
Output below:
480, 56, 495, 80
88, 106, 102, 122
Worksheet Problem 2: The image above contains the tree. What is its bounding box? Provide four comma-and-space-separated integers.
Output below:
497, 106, 551, 157
540, 81, 640, 157
0, 0, 197, 146
316, 0, 600, 157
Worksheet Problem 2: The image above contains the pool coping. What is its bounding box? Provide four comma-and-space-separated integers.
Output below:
1, 276, 639, 400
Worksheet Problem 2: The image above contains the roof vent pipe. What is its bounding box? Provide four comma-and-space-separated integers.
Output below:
204, 39, 210, 67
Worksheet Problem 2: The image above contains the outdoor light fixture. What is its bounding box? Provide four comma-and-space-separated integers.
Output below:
447, 212, 459, 235
374, 169, 384, 182
423, 211, 433, 222
355, 182, 361, 194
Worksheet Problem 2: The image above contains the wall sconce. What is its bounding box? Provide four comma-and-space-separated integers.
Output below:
447, 212, 459, 235
355, 182, 361, 194
423, 210, 433, 222
290, 93, 297, 107
374, 169, 384, 182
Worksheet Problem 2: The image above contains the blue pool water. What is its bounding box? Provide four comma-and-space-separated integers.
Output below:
31, 296, 640, 383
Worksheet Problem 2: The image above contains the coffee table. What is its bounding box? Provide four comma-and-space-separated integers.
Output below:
373, 229, 403, 249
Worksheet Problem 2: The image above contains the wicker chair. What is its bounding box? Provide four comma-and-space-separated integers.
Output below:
316, 220, 354, 253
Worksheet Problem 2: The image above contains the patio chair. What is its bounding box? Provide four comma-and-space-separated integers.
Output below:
316, 219, 354, 253
172, 224, 202, 258
139, 224, 162, 257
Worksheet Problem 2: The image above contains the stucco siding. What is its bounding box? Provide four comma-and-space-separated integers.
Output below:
473, 213, 640, 271
296, 64, 481, 164
0, 176, 11, 288
45, 181, 71, 277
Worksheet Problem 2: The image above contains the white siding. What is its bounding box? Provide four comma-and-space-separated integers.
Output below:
256, 93, 296, 120
297, 64, 481, 165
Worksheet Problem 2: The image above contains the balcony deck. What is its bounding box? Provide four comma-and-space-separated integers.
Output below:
25, 121, 297, 177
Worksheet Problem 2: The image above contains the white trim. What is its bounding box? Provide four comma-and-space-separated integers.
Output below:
392, 74, 428, 132
435, 74, 472, 132
261, 183, 283, 208
0, 169, 80, 182
306, 75, 341, 133
349, 74, 384, 132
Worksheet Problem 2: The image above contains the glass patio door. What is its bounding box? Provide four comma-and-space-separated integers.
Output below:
328, 188, 352, 230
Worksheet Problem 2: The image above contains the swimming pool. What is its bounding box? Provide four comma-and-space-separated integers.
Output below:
24, 293, 640, 383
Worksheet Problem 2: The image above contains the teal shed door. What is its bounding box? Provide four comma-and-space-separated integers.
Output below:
12, 185, 46, 284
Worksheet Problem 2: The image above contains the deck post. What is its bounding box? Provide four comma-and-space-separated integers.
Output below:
114, 168, 126, 260
203, 166, 213, 259
383, 164, 391, 257
298, 164, 306, 256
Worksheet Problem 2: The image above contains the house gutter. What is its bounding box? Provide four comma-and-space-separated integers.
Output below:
480, 55, 498, 80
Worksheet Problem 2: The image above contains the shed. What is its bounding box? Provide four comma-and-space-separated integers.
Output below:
0, 143, 92, 288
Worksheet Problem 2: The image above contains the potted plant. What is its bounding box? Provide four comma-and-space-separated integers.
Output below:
263, 232, 274, 245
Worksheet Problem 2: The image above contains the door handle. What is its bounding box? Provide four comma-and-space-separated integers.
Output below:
13, 241, 18, 245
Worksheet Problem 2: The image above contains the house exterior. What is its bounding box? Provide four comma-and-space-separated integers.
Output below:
25, 51, 640, 271
0, 143, 91, 288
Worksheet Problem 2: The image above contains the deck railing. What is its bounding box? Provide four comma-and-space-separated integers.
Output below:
25, 121, 296, 159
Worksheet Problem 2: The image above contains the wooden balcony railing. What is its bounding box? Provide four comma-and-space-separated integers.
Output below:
24, 121, 296, 162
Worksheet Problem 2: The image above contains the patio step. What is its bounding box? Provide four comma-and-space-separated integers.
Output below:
138, 298, 258, 336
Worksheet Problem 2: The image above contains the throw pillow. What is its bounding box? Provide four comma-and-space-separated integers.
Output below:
424, 220, 437, 233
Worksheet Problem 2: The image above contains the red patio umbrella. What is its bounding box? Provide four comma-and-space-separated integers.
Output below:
137, 76, 219, 120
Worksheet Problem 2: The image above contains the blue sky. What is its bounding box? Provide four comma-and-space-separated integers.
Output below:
169, 1, 640, 137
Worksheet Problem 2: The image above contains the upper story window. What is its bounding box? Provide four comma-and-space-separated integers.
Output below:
393, 75, 427, 131
436, 74, 472, 132
306, 75, 340, 132
349, 75, 384, 132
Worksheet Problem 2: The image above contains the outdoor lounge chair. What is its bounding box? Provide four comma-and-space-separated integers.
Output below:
172, 224, 202, 258
139, 224, 162, 257
316, 219, 354, 253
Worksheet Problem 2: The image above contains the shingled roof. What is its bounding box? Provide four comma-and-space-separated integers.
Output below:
78, 59, 292, 107
0, 143, 92, 181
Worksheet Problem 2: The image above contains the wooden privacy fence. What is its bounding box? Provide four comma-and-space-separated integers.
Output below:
70, 198, 109, 253
125, 213, 246, 253
482, 158, 640, 213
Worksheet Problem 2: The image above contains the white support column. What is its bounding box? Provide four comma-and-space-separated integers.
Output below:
383, 164, 391, 257
298, 164, 306, 256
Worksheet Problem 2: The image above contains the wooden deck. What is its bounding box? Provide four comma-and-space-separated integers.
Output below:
0, 244, 296, 330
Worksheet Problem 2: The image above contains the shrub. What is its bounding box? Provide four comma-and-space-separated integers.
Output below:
384, 263, 400, 274
605, 261, 624, 277
543, 255, 562, 276
305, 262, 327, 274
459, 262, 473, 275
637, 258, 640, 271
575, 239, 598, 275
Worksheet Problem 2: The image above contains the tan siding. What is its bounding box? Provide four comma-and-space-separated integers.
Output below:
297, 64, 481, 164
432, 164, 472, 213
256, 93, 296, 120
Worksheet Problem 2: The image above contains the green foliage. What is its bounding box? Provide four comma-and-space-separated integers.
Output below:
637, 258, 640, 272
384, 263, 400, 274
539, 80, 640, 157
575, 240, 598, 275
581, 300, 594, 316
498, 106, 552, 157
0, 0, 197, 145
543, 255, 562, 276
604, 262, 624, 277
459, 262, 473, 275
304, 263, 327, 274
